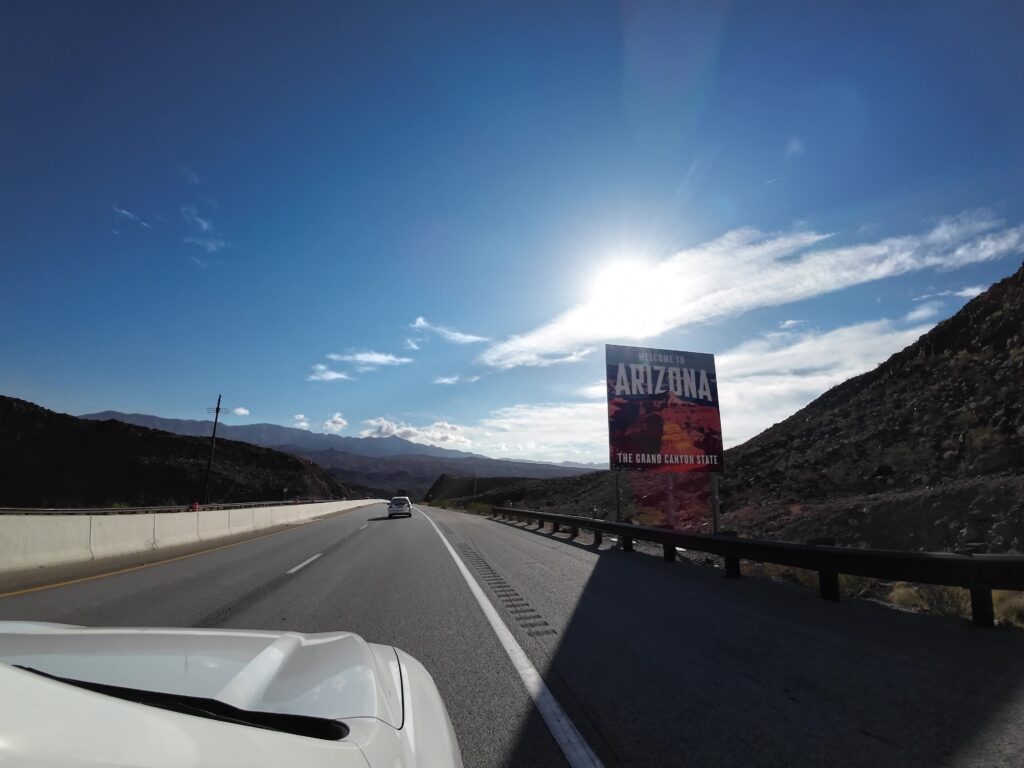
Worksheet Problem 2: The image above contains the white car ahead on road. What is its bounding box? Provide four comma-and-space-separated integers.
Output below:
0, 621, 463, 767
388, 496, 413, 518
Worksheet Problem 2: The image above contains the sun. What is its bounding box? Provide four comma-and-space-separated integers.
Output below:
587, 257, 654, 306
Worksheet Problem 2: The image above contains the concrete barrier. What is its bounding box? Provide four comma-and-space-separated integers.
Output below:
197, 509, 231, 541
229, 508, 255, 535
0, 515, 93, 571
155, 512, 200, 548
91, 515, 157, 560
0, 500, 384, 575
252, 508, 273, 529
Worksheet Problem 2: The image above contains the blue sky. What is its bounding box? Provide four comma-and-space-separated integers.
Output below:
3, 1, 1023, 463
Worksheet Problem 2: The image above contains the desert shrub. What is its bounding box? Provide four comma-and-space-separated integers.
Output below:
745, 562, 818, 589
914, 584, 970, 618
839, 574, 874, 598
994, 591, 1024, 627
465, 501, 492, 516
887, 583, 926, 610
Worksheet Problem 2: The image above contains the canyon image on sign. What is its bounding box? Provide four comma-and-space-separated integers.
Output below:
606, 343, 724, 473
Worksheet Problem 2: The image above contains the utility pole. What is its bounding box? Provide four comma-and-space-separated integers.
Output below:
203, 394, 222, 505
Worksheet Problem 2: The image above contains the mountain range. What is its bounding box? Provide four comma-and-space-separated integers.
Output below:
78, 412, 595, 498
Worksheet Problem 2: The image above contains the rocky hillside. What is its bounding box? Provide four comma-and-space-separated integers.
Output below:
0, 397, 369, 507
424, 474, 530, 504
721, 261, 1024, 550
440, 263, 1024, 553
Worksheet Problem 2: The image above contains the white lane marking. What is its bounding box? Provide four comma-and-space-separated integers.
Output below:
286, 553, 322, 574
415, 507, 603, 768
360, 524, 368, 530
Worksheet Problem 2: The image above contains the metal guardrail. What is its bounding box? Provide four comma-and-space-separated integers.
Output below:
489, 507, 1024, 627
0, 500, 344, 516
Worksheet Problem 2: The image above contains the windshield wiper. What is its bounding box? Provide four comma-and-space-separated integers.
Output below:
15, 665, 349, 741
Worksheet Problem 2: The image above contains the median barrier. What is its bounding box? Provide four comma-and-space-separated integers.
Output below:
0, 500, 384, 575
90, 514, 157, 559
197, 508, 232, 541
252, 507, 273, 529
0, 515, 92, 571
155, 511, 200, 548
228, 507, 255, 535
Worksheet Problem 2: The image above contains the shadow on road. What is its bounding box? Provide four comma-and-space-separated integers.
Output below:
497, 519, 1024, 767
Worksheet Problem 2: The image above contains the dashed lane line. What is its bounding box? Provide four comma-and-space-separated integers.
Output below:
285, 553, 322, 574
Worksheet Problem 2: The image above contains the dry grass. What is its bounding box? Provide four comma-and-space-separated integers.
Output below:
885, 583, 970, 618
744, 562, 819, 590
995, 590, 1024, 627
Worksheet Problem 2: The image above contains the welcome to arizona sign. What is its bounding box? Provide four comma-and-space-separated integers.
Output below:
606, 344, 724, 473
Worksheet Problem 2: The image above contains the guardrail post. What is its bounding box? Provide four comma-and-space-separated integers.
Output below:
593, 530, 602, 546
622, 535, 634, 552
720, 530, 740, 578
971, 588, 994, 627
569, 525, 579, 538
808, 537, 839, 601
662, 543, 675, 562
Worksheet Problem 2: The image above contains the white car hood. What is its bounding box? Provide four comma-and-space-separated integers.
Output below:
0, 621, 403, 727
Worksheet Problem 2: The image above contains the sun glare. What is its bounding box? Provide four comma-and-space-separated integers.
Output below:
587, 258, 653, 306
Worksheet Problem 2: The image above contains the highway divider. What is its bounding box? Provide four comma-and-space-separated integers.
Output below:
0, 499, 384, 573
488, 506, 1024, 628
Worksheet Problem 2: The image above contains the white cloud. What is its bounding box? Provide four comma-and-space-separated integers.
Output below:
915, 284, 989, 301
577, 380, 607, 399
480, 210, 1023, 369
292, 414, 310, 430
786, 137, 805, 158
184, 235, 228, 254
434, 376, 459, 385
472, 403, 608, 462
113, 205, 154, 230
358, 403, 607, 462
779, 319, 804, 329
178, 167, 201, 185
404, 338, 420, 350
717, 318, 934, 445
411, 316, 488, 344
231, 407, 250, 416
307, 364, 352, 382
181, 205, 229, 254
322, 412, 348, 433
360, 417, 472, 447
327, 351, 412, 367
904, 301, 943, 322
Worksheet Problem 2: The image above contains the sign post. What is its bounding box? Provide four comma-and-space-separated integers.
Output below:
605, 344, 724, 530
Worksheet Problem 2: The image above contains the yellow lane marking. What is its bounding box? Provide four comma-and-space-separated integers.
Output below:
0, 504, 381, 600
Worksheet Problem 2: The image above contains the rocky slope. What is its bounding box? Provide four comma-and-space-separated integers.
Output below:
0, 397, 368, 507
721, 261, 1024, 550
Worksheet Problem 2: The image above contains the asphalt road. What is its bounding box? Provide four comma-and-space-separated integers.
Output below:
2, 502, 1023, 767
